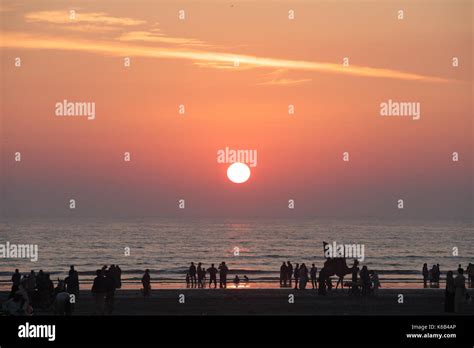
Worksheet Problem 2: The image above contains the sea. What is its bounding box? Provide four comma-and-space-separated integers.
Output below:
0, 217, 472, 290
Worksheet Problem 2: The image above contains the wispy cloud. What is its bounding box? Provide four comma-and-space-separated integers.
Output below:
1, 32, 454, 83
25, 10, 146, 27
117, 31, 211, 47
257, 69, 312, 86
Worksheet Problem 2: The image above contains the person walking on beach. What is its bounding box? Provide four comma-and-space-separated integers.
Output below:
454, 268, 466, 313
422, 263, 429, 288
310, 264, 317, 289
142, 269, 151, 298
218, 262, 229, 288
280, 262, 288, 287
207, 264, 218, 288
444, 271, 455, 312
293, 264, 300, 290
287, 262, 293, 287
189, 262, 197, 287
299, 263, 308, 290
91, 269, 106, 315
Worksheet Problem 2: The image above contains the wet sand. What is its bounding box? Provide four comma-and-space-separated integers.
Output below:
1, 288, 473, 316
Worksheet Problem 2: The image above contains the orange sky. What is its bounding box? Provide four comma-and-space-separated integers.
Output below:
1, 0, 472, 218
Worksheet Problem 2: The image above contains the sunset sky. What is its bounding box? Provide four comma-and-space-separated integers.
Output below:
1, 0, 472, 218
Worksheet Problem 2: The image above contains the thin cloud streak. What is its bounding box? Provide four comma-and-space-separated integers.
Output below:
1, 32, 454, 83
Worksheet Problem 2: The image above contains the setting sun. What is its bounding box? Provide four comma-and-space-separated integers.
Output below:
227, 162, 251, 184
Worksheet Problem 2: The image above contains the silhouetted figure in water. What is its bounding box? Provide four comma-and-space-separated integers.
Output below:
243, 275, 249, 282
189, 262, 197, 287
293, 264, 300, 290
445, 271, 455, 313
142, 269, 151, 298
287, 262, 293, 287
310, 264, 317, 289
91, 269, 106, 315
280, 262, 288, 287
207, 264, 218, 288
422, 263, 429, 288
9, 269, 21, 299
234, 275, 240, 286
219, 262, 229, 288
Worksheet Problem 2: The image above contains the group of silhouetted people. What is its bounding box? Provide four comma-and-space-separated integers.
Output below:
186, 262, 229, 288
445, 265, 471, 313
3, 266, 80, 316
279, 262, 319, 290
91, 264, 122, 315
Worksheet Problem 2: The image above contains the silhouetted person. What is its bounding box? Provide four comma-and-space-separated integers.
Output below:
189, 262, 197, 287
350, 264, 360, 295
369, 270, 381, 295
360, 266, 370, 296
218, 262, 229, 288
310, 264, 317, 289
454, 268, 466, 313
243, 275, 249, 282
65, 266, 79, 299
280, 262, 288, 287
115, 265, 122, 289
422, 263, 429, 288
293, 264, 300, 290
104, 270, 116, 315
26, 270, 36, 303
185, 273, 190, 287
435, 264, 441, 285
299, 263, 308, 290
207, 264, 218, 288
9, 269, 21, 299
91, 269, 106, 315
197, 263, 203, 288
287, 262, 293, 287
142, 269, 151, 298
468, 263, 474, 288
234, 275, 240, 286
445, 271, 455, 312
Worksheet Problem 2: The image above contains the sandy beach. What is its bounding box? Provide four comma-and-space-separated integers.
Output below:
2, 288, 473, 316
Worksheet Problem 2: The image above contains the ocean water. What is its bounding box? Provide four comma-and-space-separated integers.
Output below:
0, 218, 472, 289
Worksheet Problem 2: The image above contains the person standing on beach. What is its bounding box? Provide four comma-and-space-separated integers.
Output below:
444, 271, 455, 312
189, 262, 197, 287
299, 264, 308, 290
207, 264, 218, 288
435, 264, 441, 286
142, 269, 151, 298
422, 263, 429, 288
197, 263, 203, 288
218, 262, 229, 288
454, 268, 466, 313
91, 269, 107, 315
9, 269, 21, 299
293, 264, 300, 290
369, 270, 381, 295
65, 266, 80, 299
280, 262, 288, 287
310, 264, 317, 289
468, 263, 474, 288
360, 266, 370, 296
287, 262, 293, 287
104, 270, 116, 315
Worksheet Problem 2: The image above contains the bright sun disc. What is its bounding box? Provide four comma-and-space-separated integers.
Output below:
227, 162, 251, 184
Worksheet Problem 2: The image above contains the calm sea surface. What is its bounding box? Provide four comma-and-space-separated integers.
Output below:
0, 218, 472, 289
